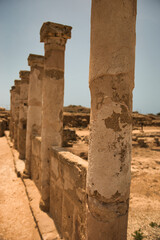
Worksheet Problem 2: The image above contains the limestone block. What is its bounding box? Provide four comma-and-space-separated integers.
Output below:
50, 183, 63, 234
73, 209, 86, 240
49, 146, 87, 239
62, 194, 74, 239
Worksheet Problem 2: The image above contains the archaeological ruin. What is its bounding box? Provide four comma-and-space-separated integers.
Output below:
8, 1, 138, 239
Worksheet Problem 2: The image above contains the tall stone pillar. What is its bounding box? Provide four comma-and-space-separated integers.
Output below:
14, 80, 21, 149
40, 22, 72, 211
10, 86, 15, 141
18, 71, 30, 159
24, 54, 44, 177
87, 1, 137, 239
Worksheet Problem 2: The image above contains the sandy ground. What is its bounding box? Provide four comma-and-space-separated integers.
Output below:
128, 145, 160, 240
67, 126, 160, 240
0, 136, 40, 240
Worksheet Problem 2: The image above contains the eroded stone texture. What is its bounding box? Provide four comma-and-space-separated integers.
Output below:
40, 22, 72, 211
31, 136, 42, 191
18, 71, 30, 159
13, 80, 21, 149
87, 1, 137, 239
24, 54, 44, 178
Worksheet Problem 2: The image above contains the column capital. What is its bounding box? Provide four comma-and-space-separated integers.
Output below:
19, 70, 30, 79
14, 80, 21, 86
28, 54, 44, 67
40, 22, 72, 44
10, 86, 15, 91
19, 71, 30, 83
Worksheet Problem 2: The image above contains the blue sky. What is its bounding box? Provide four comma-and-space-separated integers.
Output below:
0, 0, 160, 114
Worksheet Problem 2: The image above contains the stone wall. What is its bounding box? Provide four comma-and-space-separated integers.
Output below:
63, 113, 90, 128
31, 136, 42, 192
50, 146, 87, 240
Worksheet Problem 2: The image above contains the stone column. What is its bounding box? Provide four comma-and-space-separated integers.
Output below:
14, 80, 21, 149
40, 22, 72, 211
10, 86, 15, 141
24, 54, 44, 177
87, 1, 137, 239
18, 71, 30, 159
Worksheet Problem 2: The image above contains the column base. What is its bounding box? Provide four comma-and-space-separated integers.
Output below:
19, 153, 25, 160
22, 169, 31, 179
39, 197, 50, 212
87, 210, 128, 240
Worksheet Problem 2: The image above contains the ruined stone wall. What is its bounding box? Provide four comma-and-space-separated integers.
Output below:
49, 146, 87, 240
63, 113, 90, 128
31, 136, 42, 192
0, 108, 10, 137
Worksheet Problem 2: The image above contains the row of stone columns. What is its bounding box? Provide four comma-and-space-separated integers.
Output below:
10, 22, 72, 212
9, 1, 137, 237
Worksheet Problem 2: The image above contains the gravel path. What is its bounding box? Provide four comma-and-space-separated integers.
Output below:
0, 136, 40, 240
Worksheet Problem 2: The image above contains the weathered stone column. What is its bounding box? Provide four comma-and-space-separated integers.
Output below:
87, 1, 137, 239
18, 71, 30, 159
24, 54, 44, 177
14, 80, 21, 149
40, 22, 72, 211
10, 86, 15, 141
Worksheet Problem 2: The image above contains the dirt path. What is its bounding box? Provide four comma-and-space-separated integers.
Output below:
0, 136, 40, 240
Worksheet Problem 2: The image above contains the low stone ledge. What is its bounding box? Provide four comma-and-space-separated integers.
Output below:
24, 178, 61, 240
50, 146, 88, 239
50, 146, 88, 168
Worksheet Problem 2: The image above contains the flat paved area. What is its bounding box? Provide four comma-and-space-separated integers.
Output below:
0, 136, 40, 240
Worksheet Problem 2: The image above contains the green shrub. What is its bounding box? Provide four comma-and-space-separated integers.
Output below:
132, 229, 145, 240
150, 222, 157, 228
